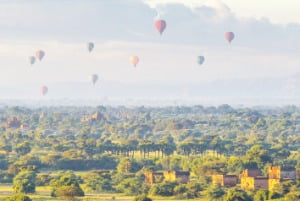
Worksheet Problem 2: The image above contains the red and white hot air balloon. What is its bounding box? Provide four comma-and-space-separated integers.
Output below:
130, 56, 139, 67
40, 86, 48, 96
155, 19, 167, 35
36, 50, 45, 61
225, 32, 235, 43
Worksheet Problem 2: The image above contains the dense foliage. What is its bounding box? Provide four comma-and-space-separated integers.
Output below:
133, 195, 152, 201
12, 171, 36, 194
50, 171, 84, 197
4, 194, 32, 201
0, 105, 300, 200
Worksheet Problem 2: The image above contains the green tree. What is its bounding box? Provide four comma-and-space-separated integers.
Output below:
149, 182, 177, 196
285, 191, 300, 201
0, 136, 12, 154
5, 194, 32, 201
255, 118, 267, 129
223, 188, 253, 201
50, 171, 84, 197
55, 186, 83, 201
84, 171, 113, 192
158, 136, 176, 157
13, 171, 36, 194
174, 184, 187, 196
116, 177, 143, 195
41, 154, 61, 167
272, 180, 296, 195
132, 195, 152, 201
185, 182, 203, 198
254, 190, 268, 201
15, 142, 31, 156
244, 145, 272, 169
117, 158, 142, 174
36, 174, 52, 186
205, 186, 226, 201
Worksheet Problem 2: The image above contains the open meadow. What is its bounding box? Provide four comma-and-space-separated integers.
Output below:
0, 185, 207, 201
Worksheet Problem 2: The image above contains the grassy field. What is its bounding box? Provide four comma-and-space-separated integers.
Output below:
0, 184, 283, 201
0, 185, 206, 201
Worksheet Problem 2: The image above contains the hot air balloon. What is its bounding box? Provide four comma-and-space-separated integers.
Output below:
197, 56, 205, 65
36, 50, 45, 61
87, 42, 94, 53
225, 32, 235, 43
40, 86, 48, 96
29, 56, 36, 65
130, 56, 139, 67
155, 19, 167, 35
89, 74, 98, 85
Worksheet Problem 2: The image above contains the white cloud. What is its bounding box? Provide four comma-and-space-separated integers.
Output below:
144, 0, 232, 21
144, 0, 300, 24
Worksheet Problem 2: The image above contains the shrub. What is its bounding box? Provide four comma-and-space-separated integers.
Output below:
50, 171, 84, 197
254, 190, 269, 201
83, 171, 114, 193
55, 186, 84, 199
284, 191, 300, 201
132, 195, 152, 201
223, 188, 253, 201
13, 171, 36, 194
254, 190, 268, 201
149, 182, 177, 196
0, 171, 13, 183
35, 174, 52, 186
5, 194, 32, 201
116, 177, 143, 195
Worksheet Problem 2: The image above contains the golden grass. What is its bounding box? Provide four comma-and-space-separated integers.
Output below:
0, 185, 206, 201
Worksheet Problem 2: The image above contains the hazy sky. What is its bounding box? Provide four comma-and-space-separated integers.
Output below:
1, 0, 300, 92
222, 0, 300, 24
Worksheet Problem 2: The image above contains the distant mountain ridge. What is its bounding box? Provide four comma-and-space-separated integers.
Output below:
0, 74, 300, 106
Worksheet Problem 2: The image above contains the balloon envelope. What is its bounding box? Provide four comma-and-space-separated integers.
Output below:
197, 56, 205, 65
89, 74, 98, 85
36, 50, 45, 61
87, 42, 94, 52
130, 56, 139, 67
29, 56, 36, 65
40, 86, 48, 96
155, 20, 167, 35
225, 32, 235, 43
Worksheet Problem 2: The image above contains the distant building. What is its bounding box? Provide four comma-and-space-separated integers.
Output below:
3, 117, 21, 129
268, 166, 296, 180
241, 176, 268, 191
164, 171, 190, 184
268, 166, 297, 192
240, 169, 261, 178
20, 124, 29, 131
240, 169, 268, 190
82, 112, 106, 122
39, 112, 46, 119
268, 178, 280, 192
144, 171, 190, 184
240, 166, 298, 191
212, 174, 238, 187
144, 171, 164, 184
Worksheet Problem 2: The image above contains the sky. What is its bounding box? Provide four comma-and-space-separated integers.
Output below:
1, 0, 300, 103
148, 0, 300, 24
